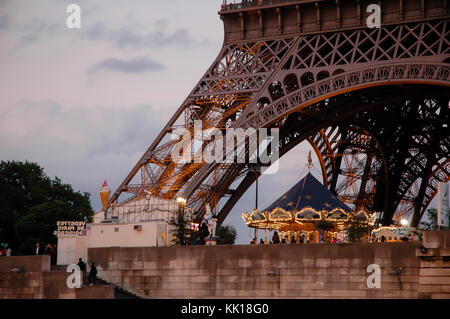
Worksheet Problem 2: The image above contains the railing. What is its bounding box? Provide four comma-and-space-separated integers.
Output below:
241, 63, 450, 129
221, 0, 301, 11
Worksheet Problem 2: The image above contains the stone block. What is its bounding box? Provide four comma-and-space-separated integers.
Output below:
75, 285, 114, 299
0, 256, 50, 272
315, 258, 331, 267
419, 284, 450, 293
419, 276, 450, 285
420, 259, 450, 268
132, 261, 144, 269
430, 293, 450, 299
423, 231, 446, 249
415, 248, 440, 257
420, 268, 450, 277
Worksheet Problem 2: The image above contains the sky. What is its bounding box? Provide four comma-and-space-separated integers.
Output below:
2, 0, 419, 244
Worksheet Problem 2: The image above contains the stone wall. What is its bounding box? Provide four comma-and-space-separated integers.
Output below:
416, 231, 450, 299
0, 256, 114, 299
89, 242, 423, 299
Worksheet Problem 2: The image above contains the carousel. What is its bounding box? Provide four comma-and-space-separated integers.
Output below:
242, 172, 376, 244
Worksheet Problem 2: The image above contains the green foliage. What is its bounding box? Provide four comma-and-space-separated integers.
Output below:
168, 207, 193, 246
419, 208, 437, 231
344, 215, 371, 242
0, 161, 94, 255
216, 225, 237, 245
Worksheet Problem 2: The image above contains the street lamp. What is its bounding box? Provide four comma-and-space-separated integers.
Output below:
176, 197, 187, 206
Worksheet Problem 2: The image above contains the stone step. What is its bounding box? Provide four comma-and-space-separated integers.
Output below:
95, 277, 141, 299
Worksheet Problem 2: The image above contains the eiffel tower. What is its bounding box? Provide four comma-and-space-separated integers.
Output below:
109, 0, 449, 228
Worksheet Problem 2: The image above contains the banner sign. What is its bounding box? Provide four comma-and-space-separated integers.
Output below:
438, 182, 449, 228
53, 221, 86, 236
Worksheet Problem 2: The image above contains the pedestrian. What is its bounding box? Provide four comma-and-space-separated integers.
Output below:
77, 258, 87, 284
291, 234, 296, 244
35, 243, 40, 255
88, 262, 97, 286
50, 244, 57, 265
381, 235, 386, 242
44, 244, 51, 256
272, 231, 280, 244
6, 248, 11, 256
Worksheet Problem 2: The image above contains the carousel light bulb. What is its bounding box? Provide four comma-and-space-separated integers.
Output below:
400, 218, 408, 226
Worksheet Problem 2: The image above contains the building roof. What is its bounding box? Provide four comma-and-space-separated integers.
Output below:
264, 172, 351, 212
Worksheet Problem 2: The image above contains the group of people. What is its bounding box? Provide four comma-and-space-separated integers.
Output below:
251, 231, 342, 245
35, 242, 57, 265
77, 258, 98, 286
0, 247, 12, 256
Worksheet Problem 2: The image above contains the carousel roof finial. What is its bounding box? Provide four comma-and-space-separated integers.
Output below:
307, 150, 313, 172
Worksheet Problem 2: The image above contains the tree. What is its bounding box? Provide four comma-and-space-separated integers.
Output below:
0, 161, 93, 255
344, 215, 371, 242
216, 225, 237, 245
168, 207, 193, 245
419, 208, 438, 231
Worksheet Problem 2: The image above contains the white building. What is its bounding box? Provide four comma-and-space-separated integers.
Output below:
56, 195, 193, 265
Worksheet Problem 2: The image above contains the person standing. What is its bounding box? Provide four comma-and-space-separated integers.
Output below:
291, 234, 296, 244
35, 243, 40, 255
6, 248, 11, 256
88, 262, 97, 286
44, 244, 51, 256
77, 258, 87, 284
50, 244, 57, 265
272, 231, 280, 244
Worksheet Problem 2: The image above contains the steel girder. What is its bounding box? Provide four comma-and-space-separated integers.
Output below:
110, 2, 449, 228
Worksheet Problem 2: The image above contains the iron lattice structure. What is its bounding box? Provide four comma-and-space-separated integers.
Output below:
110, 0, 450, 227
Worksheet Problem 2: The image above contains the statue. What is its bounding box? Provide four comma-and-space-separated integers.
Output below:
202, 204, 217, 244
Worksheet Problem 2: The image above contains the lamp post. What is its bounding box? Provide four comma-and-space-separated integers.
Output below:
176, 197, 188, 245
176, 197, 187, 207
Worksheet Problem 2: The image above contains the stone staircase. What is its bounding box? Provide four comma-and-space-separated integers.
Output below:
52, 264, 140, 298
0, 256, 115, 299
95, 277, 141, 299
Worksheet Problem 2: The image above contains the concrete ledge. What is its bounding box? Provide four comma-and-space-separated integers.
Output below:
0, 256, 50, 272
423, 231, 450, 249
75, 285, 115, 299
89, 242, 424, 299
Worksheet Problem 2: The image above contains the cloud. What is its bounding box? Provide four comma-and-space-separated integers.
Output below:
87, 55, 165, 74
0, 100, 170, 211
0, 15, 9, 29
83, 20, 202, 49
11, 18, 62, 50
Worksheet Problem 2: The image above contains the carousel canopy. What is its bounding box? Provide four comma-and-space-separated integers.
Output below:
264, 173, 351, 213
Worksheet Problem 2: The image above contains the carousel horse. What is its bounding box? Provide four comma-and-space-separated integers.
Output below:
202, 204, 217, 238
